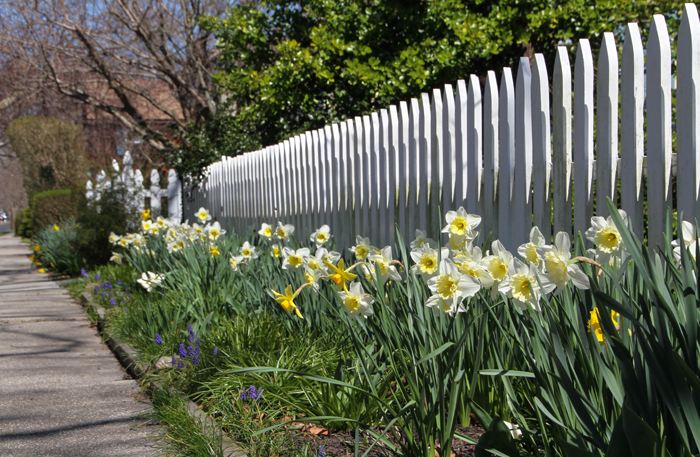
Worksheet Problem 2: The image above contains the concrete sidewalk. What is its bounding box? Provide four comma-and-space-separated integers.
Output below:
0, 234, 157, 456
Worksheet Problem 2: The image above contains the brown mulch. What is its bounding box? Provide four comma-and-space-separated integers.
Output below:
278, 422, 485, 456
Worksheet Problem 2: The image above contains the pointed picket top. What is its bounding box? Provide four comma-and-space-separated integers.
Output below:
532, 54, 551, 241
552, 46, 572, 238
96, 169, 107, 184
112, 159, 120, 174
677, 3, 700, 221
621, 22, 645, 238
647, 14, 673, 249
483, 71, 499, 240
596, 32, 619, 219
123, 151, 133, 167
498, 67, 515, 251
573, 39, 594, 243
430, 88, 443, 235
514, 57, 533, 248
150, 169, 161, 217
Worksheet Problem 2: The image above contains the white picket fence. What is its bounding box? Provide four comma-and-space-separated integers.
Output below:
184, 4, 700, 254
86, 151, 182, 224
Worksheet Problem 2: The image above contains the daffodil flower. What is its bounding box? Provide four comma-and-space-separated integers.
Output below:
271, 285, 303, 319
453, 245, 495, 288
585, 210, 628, 265
142, 219, 153, 233
442, 207, 481, 247
483, 240, 513, 298
588, 307, 620, 345
109, 232, 120, 244
206, 221, 225, 240
239, 241, 259, 260
140, 209, 151, 220
311, 248, 340, 272
110, 252, 124, 264
259, 223, 274, 240
229, 254, 243, 272
410, 245, 448, 280
517, 226, 546, 266
282, 247, 310, 271
537, 231, 590, 294
672, 220, 700, 262
196, 207, 211, 223
156, 216, 170, 229
426, 258, 481, 315
310, 224, 332, 247
498, 258, 555, 311
368, 246, 402, 284
53, 224, 60, 231
137, 272, 164, 292
303, 266, 324, 292
350, 236, 377, 261
410, 229, 438, 250
338, 282, 374, 318
210, 246, 220, 257
271, 244, 280, 258
324, 258, 358, 292
275, 222, 295, 242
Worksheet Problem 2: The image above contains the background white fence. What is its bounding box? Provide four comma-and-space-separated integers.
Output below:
184, 4, 700, 254
86, 151, 182, 224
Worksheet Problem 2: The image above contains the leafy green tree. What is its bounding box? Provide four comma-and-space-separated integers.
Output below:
175, 0, 684, 182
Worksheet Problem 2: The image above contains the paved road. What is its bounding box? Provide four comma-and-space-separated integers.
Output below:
0, 234, 157, 456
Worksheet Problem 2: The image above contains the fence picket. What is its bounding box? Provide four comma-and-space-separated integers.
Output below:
596, 33, 619, 220
379, 109, 391, 247
498, 68, 515, 250
150, 169, 161, 217
408, 98, 422, 240
369, 113, 381, 243
430, 89, 443, 237
455, 80, 467, 211
483, 71, 499, 240
331, 124, 342, 245
621, 23, 645, 237
532, 54, 551, 241
467, 75, 483, 220
419, 94, 431, 238
362, 115, 374, 241
398, 102, 410, 243
677, 3, 700, 222
514, 57, 533, 248
353, 117, 367, 240
647, 15, 673, 249
442, 84, 456, 215
553, 46, 573, 238
574, 40, 595, 242
388, 105, 400, 247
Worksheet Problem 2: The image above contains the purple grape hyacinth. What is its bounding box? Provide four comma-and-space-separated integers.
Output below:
318, 445, 326, 457
110, 297, 116, 306
213, 345, 218, 356
179, 344, 186, 359
81, 269, 88, 279
155, 333, 163, 345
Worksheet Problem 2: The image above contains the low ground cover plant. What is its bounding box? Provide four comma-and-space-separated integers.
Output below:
69, 199, 700, 457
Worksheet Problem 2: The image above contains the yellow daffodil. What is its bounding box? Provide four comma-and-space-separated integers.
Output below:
29, 255, 35, 262
34, 245, 40, 253
53, 224, 60, 231
271, 285, 303, 319
38, 268, 46, 273
271, 244, 280, 258
324, 258, 358, 292
588, 307, 621, 344
210, 246, 220, 257
140, 209, 151, 220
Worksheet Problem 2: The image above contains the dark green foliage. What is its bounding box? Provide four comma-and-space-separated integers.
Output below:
34, 219, 84, 276
7, 116, 88, 196
15, 207, 33, 238
74, 186, 140, 268
30, 189, 77, 234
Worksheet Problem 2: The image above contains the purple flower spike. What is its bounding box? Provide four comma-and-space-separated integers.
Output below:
81, 269, 88, 279
117, 279, 121, 286
249, 385, 257, 399
318, 445, 326, 457
155, 333, 163, 345
110, 298, 116, 306
192, 355, 200, 365
100, 292, 104, 297
187, 346, 194, 357
179, 344, 186, 359
213, 345, 218, 356
240, 390, 247, 401
177, 361, 184, 369
95, 273, 100, 281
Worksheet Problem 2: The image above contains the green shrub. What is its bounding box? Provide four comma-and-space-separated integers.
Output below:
74, 186, 140, 268
33, 219, 83, 276
15, 207, 33, 238
30, 188, 78, 233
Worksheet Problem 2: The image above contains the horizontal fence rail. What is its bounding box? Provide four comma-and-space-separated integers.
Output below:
184, 4, 700, 254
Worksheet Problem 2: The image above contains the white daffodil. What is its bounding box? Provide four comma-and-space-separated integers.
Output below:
672, 220, 700, 262
275, 222, 295, 242
585, 210, 628, 265
310, 224, 331, 247
270, 244, 281, 258
137, 272, 164, 293
131, 234, 145, 248
118, 237, 130, 248
368, 246, 402, 283
303, 266, 324, 292
149, 226, 160, 236
282, 247, 310, 271
483, 240, 513, 298
206, 221, 225, 240
350, 236, 377, 261
196, 207, 211, 223
453, 244, 494, 288
411, 229, 438, 250
498, 258, 555, 311
259, 223, 274, 240
537, 231, 590, 294
442, 207, 481, 247
308, 248, 340, 272
141, 219, 153, 233
229, 254, 243, 272
109, 232, 119, 244
110, 252, 123, 264
338, 282, 375, 318
239, 241, 259, 260
518, 226, 546, 267
410, 245, 449, 280
156, 216, 170, 230
426, 258, 481, 315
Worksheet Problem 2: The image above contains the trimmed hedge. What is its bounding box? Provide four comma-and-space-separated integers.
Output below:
31, 189, 78, 234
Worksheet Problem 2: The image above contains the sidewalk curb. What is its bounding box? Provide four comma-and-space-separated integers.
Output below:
79, 292, 246, 457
